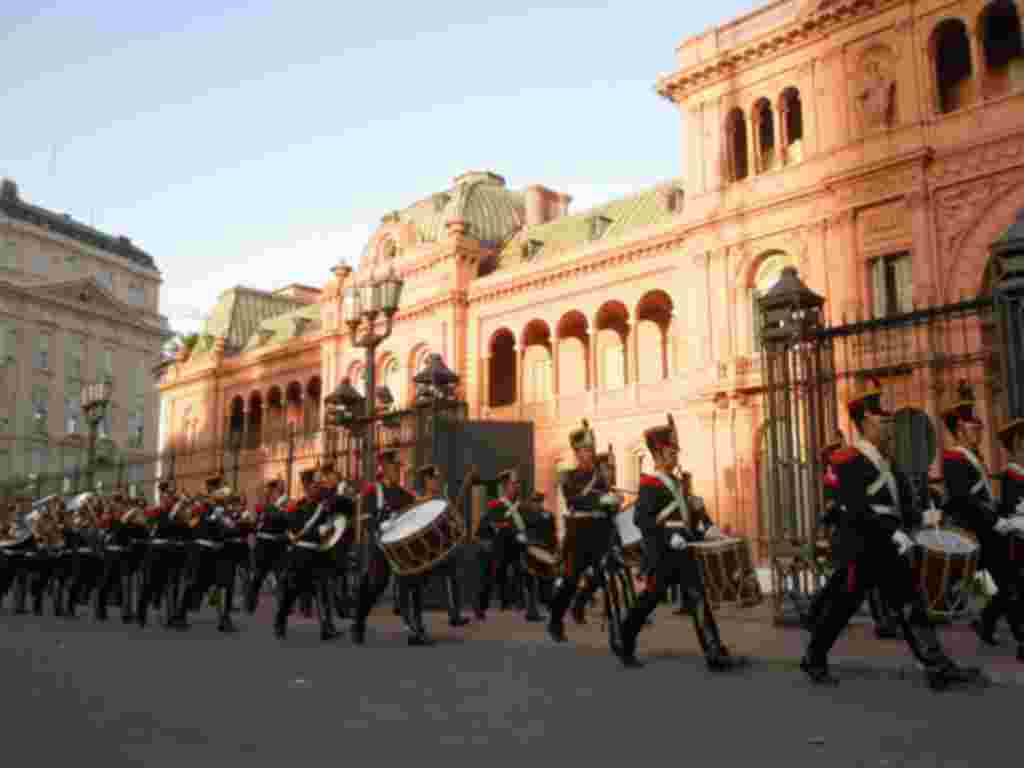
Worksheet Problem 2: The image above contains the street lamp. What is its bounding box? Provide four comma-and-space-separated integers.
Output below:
342, 266, 404, 484
324, 377, 365, 468
81, 380, 112, 491
413, 353, 460, 403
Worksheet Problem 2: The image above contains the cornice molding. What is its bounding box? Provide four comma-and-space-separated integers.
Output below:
656, 0, 900, 103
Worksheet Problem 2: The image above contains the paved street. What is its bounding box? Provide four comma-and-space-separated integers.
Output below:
2, 601, 1021, 768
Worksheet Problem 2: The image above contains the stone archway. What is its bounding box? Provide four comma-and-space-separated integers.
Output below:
941, 174, 1024, 302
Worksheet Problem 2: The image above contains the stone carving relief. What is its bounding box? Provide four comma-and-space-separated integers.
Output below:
856, 45, 897, 131
834, 166, 921, 206
933, 169, 1024, 275
930, 135, 1024, 186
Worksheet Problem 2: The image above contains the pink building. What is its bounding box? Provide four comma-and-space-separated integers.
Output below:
160, 0, 1024, 560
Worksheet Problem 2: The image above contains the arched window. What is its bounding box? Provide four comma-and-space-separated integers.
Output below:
933, 19, 974, 114
753, 98, 775, 173
488, 330, 517, 407
980, 1, 1024, 98
381, 357, 401, 408
780, 87, 803, 163
750, 253, 791, 353
725, 108, 749, 181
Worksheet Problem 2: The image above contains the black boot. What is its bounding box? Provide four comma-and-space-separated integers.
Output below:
800, 655, 839, 686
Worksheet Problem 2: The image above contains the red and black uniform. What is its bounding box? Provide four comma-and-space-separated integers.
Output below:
475, 497, 524, 617
803, 441, 969, 687
64, 519, 104, 618
245, 498, 290, 613
617, 471, 735, 667
96, 510, 148, 622
547, 466, 613, 638
175, 502, 238, 632
352, 480, 420, 644
274, 496, 337, 640
137, 501, 191, 628
946, 447, 1024, 650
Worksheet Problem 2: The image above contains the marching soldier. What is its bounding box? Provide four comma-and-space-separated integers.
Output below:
616, 415, 746, 670
802, 377, 978, 689
245, 478, 291, 614
274, 469, 339, 641
136, 486, 192, 629
318, 464, 356, 621
174, 483, 232, 632
521, 491, 556, 621
417, 464, 471, 627
476, 469, 525, 620
944, 385, 1024, 662
996, 417, 1024, 661
351, 450, 425, 645
65, 500, 104, 619
547, 420, 617, 642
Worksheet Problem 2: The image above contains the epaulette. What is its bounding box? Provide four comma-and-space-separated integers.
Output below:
639, 474, 663, 489
1006, 465, 1024, 483
823, 466, 839, 489
942, 449, 966, 463
488, 499, 504, 510
254, 503, 266, 516
830, 447, 858, 465
286, 501, 300, 515
362, 482, 377, 496
144, 508, 161, 520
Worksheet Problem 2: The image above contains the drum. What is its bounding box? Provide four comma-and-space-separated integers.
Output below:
690, 537, 763, 608
912, 527, 979, 617
614, 505, 643, 569
525, 544, 560, 579
378, 498, 464, 576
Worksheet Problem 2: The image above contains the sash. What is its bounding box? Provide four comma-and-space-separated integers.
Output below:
854, 438, 900, 510
654, 471, 688, 526
956, 446, 993, 500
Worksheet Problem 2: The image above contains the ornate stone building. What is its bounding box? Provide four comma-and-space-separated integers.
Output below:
0, 178, 165, 494
160, 0, 1024, 557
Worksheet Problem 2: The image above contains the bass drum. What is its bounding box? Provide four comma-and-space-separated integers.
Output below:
689, 537, 762, 609
525, 545, 560, 580
379, 498, 465, 576
912, 527, 979, 618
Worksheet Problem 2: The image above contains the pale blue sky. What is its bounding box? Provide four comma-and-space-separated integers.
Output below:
2, 0, 760, 334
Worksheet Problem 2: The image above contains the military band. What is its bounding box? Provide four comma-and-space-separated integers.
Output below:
2, 387, 1019, 694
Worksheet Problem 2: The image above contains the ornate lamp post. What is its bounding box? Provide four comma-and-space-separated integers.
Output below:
342, 267, 404, 485
757, 266, 826, 626
992, 210, 1024, 420
81, 380, 113, 492
324, 377, 365, 468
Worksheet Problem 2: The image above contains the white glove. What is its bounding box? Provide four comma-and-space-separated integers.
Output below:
1016, 498, 1024, 517
994, 518, 1014, 535
922, 507, 942, 527
891, 530, 913, 556
379, 519, 394, 533
1010, 516, 1024, 534
515, 532, 527, 544
704, 525, 723, 540
669, 533, 687, 551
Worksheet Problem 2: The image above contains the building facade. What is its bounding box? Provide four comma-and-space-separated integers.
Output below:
160, 0, 1024, 556
0, 178, 165, 496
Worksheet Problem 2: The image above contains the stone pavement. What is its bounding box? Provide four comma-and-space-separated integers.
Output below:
3, 603, 1021, 768
272, 596, 1024, 686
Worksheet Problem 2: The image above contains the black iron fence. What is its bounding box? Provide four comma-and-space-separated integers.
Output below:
758, 264, 1012, 624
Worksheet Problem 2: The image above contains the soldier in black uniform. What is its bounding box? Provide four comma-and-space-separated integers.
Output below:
317, 464, 355, 622
801, 378, 978, 690
137, 488, 192, 629
944, 387, 1024, 662
352, 450, 426, 645
174, 485, 231, 631
547, 420, 618, 642
616, 416, 746, 670
65, 501, 105, 619
245, 478, 291, 613
417, 464, 471, 627
521, 491, 556, 620
274, 469, 339, 641
476, 469, 525, 620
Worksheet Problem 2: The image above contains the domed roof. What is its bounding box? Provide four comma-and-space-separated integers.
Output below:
360, 171, 525, 268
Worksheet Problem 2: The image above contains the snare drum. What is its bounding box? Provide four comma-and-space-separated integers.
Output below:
690, 537, 762, 608
525, 545, 560, 579
614, 506, 643, 569
379, 498, 465, 576
912, 527, 979, 617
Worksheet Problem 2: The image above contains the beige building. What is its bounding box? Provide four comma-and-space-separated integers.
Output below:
0, 178, 165, 496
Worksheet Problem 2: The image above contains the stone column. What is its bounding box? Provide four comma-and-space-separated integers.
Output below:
906, 187, 937, 303
480, 355, 491, 415
588, 332, 598, 392
627, 322, 638, 386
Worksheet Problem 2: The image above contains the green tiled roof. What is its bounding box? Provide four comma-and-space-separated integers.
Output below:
493, 179, 683, 272
242, 301, 322, 351
361, 172, 525, 265
196, 288, 308, 355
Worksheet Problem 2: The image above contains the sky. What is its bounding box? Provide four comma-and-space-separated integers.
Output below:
2, 0, 762, 335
